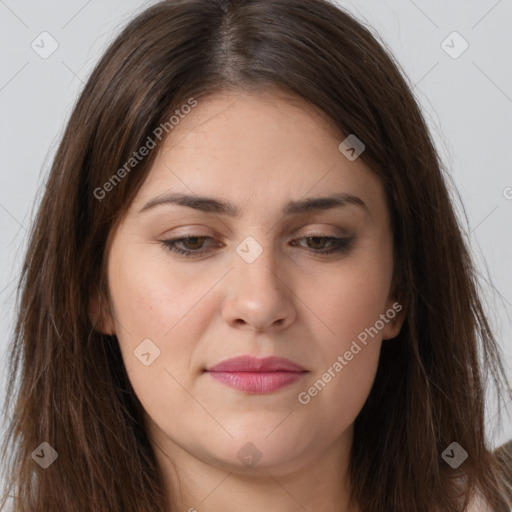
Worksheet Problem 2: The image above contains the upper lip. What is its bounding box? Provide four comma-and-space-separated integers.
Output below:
206, 355, 307, 372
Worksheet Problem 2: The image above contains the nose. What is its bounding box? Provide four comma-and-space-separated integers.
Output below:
221, 241, 297, 333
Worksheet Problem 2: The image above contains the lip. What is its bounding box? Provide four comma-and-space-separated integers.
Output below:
205, 356, 308, 394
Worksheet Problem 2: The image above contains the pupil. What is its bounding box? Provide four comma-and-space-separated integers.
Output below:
309, 237, 324, 248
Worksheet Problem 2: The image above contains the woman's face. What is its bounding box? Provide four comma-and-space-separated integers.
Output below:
95, 88, 404, 478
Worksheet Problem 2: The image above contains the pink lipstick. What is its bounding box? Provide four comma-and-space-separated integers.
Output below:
205, 355, 308, 394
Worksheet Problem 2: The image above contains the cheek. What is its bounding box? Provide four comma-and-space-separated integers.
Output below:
106, 248, 206, 393
305, 254, 393, 348
295, 251, 390, 427
108, 245, 209, 339
299, 341, 381, 442
297, 265, 387, 424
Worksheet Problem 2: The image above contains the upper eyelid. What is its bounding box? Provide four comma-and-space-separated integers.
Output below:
161, 232, 349, 245
161, 222, 352, 237
165, 232, 345, 241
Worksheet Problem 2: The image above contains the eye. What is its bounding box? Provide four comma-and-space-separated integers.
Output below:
161, 236, 217, 257
160, 233, 354, 258
290, 234, 353, 255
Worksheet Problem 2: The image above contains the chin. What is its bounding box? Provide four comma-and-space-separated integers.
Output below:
194, 431, 314, 476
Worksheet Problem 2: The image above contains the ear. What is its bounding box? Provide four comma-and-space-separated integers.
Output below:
88, 286, 116, 335
381, 299, 406, 340
381, 273, 406, 341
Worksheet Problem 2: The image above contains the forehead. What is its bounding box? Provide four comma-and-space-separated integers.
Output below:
127, 88, 385, 221
163, 87, 344, 161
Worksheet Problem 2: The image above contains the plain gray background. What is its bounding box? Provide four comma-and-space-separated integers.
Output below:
1, 0, 511, 455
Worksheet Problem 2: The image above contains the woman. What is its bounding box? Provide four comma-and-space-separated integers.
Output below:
1, 0, 511, 510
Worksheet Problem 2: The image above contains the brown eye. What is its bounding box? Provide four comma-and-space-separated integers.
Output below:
291, 235, 354, 255
161, 233, 354, 258
161, 236, 216, 257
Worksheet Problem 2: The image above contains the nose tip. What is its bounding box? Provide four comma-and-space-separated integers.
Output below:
222, 243, 296, 332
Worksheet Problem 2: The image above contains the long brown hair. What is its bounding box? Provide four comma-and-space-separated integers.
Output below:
1, 0, 511, 510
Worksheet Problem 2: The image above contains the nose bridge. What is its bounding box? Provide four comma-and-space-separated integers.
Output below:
234, 233, 284, 292
222, 233, 296, 331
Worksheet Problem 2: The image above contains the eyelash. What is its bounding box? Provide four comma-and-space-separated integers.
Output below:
160, 233, 354, 258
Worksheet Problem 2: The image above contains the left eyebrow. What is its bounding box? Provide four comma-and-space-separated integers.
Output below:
137, 192, 370, 217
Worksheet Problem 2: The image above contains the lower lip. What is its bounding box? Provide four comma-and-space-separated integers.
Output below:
207, 371, 306, 394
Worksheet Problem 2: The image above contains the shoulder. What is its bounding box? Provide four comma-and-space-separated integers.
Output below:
466, 495, 491, 512
465, 488, 512, 512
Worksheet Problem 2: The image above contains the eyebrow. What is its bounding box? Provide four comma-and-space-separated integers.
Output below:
137, 192, 369, 217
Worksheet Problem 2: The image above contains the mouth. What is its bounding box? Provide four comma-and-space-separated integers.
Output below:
204, 355, 308, 394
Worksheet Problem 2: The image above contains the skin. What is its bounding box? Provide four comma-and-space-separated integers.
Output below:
91, 87, 405, 512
